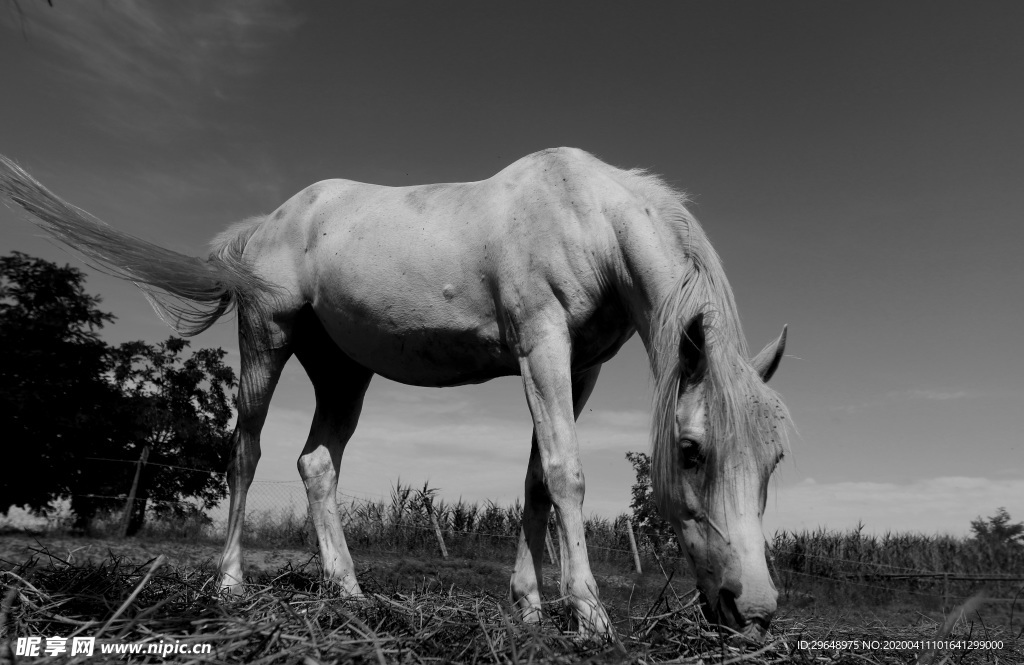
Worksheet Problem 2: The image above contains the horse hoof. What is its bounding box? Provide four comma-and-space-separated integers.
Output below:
218, 581, 246, 597
516, 604, 544, 624
572, 606, 614, 641
324, 574, 363, 599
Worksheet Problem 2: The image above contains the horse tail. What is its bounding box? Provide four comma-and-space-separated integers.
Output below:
0, 155, 273, 337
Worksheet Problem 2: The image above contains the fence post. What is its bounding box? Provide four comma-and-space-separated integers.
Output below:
424, 496, 448, 559
942, 573, 950, 611
626, 521, 643, 574
545, 526, 558, 565
119, 445, 150, 539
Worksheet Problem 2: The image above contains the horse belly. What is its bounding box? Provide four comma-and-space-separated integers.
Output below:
326, 321, 516, 386
310, 286, 517, 387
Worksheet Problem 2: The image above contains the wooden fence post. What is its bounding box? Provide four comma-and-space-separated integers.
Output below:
545, 526, 557, 565
626, 521, 643, 574
119, 445, 150, 539
424, 496, 448, 559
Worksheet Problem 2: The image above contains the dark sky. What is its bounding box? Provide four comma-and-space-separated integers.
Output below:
2, 1, 1021, 534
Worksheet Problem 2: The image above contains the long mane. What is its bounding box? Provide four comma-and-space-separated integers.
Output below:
614, 169, 790, 510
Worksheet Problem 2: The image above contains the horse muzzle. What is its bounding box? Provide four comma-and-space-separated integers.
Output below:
700, 588, 775, 642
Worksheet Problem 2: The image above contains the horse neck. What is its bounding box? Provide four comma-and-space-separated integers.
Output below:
621, 253, 694, 374
630, 275, 679, 355
607, 175, 746, 373
622, 245, 746, 382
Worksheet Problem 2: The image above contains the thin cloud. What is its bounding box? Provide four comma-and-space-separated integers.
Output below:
766, 476, 1024, 536
6, 1, 303, 141
898, 389, 969, 401
366, 388, 479, 419
131, 151, 290, 204
832, 388, 972, 413
585, 408, 649, 430
251, 395, 648, 506
252, 403, 533, 508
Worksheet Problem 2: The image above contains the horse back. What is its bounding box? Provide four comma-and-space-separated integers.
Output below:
241, 148, 649, 385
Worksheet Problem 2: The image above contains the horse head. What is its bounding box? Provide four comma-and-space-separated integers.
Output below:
653, 312, 788, 639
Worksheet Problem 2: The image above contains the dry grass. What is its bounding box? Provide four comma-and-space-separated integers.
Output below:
772, 526, 1024, 578
1, 543, 1021, 664
3, 487, 1021, 663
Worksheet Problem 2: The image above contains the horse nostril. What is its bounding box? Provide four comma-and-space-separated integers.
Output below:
712, 589, 772, 639
715, 588, 744, 629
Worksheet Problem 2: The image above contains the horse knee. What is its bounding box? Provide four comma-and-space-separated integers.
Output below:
542, 458, 585, 504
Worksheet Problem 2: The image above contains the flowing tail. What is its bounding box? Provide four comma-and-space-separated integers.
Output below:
0, 155, 271, 336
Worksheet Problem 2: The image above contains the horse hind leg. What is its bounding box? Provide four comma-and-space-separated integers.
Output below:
293, 307, 374, 595
511, 430, 551, 622
219, 315, 293, 591
510, 362, 604, 628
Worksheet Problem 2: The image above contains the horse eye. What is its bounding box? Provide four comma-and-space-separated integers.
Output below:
680, 438, 706, 469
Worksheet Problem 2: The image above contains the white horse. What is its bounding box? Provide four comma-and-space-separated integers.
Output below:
0, 148, 790, 638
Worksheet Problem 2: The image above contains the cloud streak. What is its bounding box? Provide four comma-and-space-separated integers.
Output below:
6, 1, 303, 141
831, 387, 972, 413
765, 476, 1024, 536
898, 389, 969, 401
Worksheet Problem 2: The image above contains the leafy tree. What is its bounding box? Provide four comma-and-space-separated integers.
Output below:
970, 507, 1024, 548
1, 252, 236, 533
0, 252, 119, 514
99, 337, 236, 535
626, 451, 678, 553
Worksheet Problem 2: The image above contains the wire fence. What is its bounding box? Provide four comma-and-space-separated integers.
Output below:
28, 457, 1024, 607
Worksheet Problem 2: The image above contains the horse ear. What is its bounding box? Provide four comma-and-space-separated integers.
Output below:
752, 325, 787, 383
678, 313, 708, 390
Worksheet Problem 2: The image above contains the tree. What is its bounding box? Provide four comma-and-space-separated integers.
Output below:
99, 337, 237, 535
626, 451, 678, 554
970, 508, 1024, 548
1, 252, 236, 533
0, 252, 119, 513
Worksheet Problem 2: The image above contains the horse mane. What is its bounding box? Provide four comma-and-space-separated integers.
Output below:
613, 168, 790, 510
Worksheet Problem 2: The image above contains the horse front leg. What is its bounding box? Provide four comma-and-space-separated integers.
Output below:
511, 432, 550, 622
512, 366, 602, 624
514, 325, 611, 637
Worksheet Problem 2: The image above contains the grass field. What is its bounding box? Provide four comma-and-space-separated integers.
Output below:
1, 492, 1022, 664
